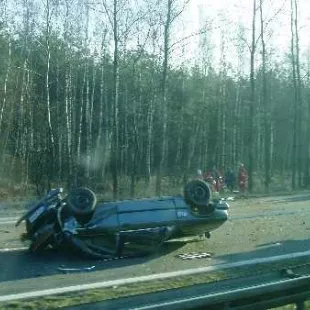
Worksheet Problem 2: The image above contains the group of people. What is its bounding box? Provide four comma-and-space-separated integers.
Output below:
197, 163, 248, 193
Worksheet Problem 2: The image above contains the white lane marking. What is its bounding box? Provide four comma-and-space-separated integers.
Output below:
0, 217, 20, 225
0, 217, 20, 221
0, 221, 18, 225
0, 247, 28, 252
0, 250, 310, 302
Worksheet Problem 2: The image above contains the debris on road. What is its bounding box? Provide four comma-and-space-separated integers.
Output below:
256, 242, 282, 249
58, 265, 96, 273
225, 197, 235, 201
0, 230, 10, 233
281, 268, 301, 279
176, 252, 212, 260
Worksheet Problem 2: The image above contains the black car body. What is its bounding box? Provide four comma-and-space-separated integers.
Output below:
16, 180, 229, 259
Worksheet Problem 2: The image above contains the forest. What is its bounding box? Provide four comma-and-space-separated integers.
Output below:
0, 0, 309, 198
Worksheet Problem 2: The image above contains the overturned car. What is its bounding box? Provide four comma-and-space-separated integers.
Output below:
16, 180, 229, 259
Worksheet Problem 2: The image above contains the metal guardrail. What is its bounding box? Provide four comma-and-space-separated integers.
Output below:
1, 250, 310, 309
65, 273, 310, 310
133, 275, 310, 310
2, 250, 310, 303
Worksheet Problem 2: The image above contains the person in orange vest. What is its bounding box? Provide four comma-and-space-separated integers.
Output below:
238, 163, 248, 193
204, 168, 216, 191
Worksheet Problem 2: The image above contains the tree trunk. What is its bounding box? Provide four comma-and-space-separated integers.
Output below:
259, 0, 271, 192
146, 96, 154, 185
76, 63, 86, 184
304, 48, 310, 188
220, 34, 227, 170
0, 40, 11, 135
64, 0, 73, 185
290, 0, 298, 189
294, 0, 303, 187
85, 59, 91, 179
89, 59, 96, 175
248, 0, 257, 193
156, 0, 172, 196
65, 68, 73, 181
45, 0, 55, 187
111, 0, 120, 199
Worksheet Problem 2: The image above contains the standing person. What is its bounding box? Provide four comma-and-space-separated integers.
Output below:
204, 169, 216, 191
211, 165, 220, 180
225, 167, 236, 192
238, 163, 248, 193
196, 169, 203, 180
212, 165, 224, 192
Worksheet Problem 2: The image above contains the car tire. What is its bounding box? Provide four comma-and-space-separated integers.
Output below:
67, 187, 97, 216
184, 180, 211, 207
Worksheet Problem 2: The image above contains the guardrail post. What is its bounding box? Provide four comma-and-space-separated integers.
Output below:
296, 301, 305, 310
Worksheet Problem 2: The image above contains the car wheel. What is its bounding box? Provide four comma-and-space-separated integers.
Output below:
67, 187, 97, 216
184, 180, 211, 207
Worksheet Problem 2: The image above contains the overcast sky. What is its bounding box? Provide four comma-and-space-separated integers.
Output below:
175, 0, 310, 72
2, 0, 310, 74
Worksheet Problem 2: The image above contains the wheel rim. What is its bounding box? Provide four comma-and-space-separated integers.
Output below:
67, 188, 97, 215
184, 180, 211, 207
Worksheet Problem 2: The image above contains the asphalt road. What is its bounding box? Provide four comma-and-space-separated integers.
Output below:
0, 193, 310, 297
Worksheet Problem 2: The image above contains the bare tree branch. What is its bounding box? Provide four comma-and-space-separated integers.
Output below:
170, 0, 191, 24
101, 0, 114, 31
169, 29, 207, 51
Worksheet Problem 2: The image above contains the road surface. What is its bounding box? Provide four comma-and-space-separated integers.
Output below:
0, 193, 309, 297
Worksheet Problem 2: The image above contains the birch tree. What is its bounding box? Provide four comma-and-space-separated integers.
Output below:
293, 0, 302, 187
0, 40, 11, 139
101, 0, 120, 199
248, 0, 257, 193
64, 1, 73, 183
290, 0, 301, 189
259, 0, 271, 192
45, 0, 55, 187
